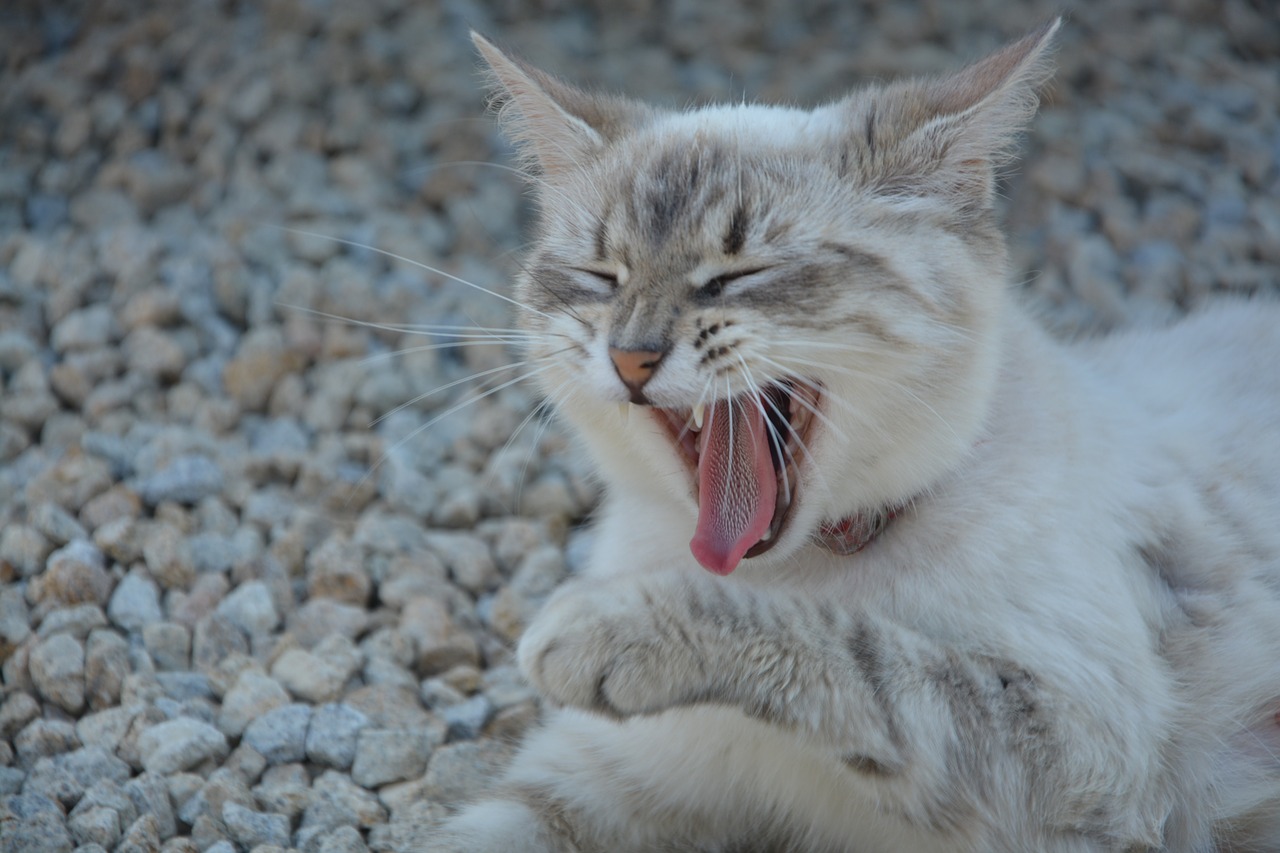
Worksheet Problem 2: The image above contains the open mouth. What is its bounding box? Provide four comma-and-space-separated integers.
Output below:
651, 380, 821, 575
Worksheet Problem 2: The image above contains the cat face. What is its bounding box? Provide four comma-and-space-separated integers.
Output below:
477, 26, 1055, 573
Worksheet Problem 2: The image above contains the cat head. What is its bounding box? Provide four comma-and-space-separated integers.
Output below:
476, 22, 1058, 575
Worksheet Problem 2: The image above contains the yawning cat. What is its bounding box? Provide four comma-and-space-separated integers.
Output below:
429, 21, 1280, 852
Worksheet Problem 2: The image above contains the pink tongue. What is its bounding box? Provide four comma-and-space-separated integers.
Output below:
690, 398, 778, 575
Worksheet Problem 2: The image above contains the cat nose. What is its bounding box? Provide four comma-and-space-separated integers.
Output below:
609, 347, 666, 402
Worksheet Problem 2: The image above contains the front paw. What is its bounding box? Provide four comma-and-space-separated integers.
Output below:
517, 577, 707, 716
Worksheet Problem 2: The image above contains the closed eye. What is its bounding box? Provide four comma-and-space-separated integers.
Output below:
698, 267, 770, 298
572, 268, 620, 292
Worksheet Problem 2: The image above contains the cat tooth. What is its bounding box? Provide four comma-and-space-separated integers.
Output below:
692, 403, 705, 431
760, 528, 773, 542
618, 403, 631, 424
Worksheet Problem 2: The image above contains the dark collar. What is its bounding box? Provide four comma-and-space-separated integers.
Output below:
816, 504, 905, 555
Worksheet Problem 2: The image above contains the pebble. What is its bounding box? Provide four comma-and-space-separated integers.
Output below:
108, 569, 164, 632
400, 596, 480, 675
176, 768, 255, 828
241, 703, 311, 765
76, 705, 142, 754
84, 628, 131, 710
222, 801, 291, 849
214, 579, 279, 637
29, 632, 86, 713
297, 770, 387, 839
142, 621, 191, 671
350, 727, 439, 789
271, 634, 360, 703
28, 540, 111, 614
24, 746, 131, 808
304, 535, 371, 606
29, 501, 88, 546
305, 703, 370, 770
136, 717, 230, 775
441, 694, 495, 741
217, 671, 289, 739
251, 762, 311, 820
50, 304, 115, 353
36, 603, 107, 640
14, 719, 81, 768
137, 454, 224, 506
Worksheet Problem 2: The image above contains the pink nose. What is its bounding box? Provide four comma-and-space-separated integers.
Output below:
609, 347, 665, 396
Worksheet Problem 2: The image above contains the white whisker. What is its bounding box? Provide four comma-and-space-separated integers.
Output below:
271, 225, 554, 321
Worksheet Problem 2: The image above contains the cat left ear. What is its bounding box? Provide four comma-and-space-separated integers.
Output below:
845, 18, 1061, 209
472, 33, 648, 179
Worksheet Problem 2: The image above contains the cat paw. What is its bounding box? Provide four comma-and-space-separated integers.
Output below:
518, 576, 707, 716
427, 799, 568, 853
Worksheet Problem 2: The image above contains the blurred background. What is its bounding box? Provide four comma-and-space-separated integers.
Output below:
0, 1, 1276, 851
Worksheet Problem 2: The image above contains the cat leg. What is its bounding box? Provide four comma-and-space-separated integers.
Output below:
519, 571, 1171, 849
428, 707, 823, 853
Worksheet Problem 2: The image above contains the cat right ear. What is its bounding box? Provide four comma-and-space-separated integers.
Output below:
472, 33, 647, 178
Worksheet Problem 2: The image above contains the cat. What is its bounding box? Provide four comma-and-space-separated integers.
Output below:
428, 20, 1280, 852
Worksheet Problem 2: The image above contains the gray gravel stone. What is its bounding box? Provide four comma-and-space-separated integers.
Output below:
68, 805, 122, 849
222, 800, 291, 849
350, 727, 438, 789
75, 705, 142, 755
142, 621, 191, 671
29, 632, 86, 713
29, 502, 87, 547
305, 703, 370, 770
141, 522, 196, 591
83, 628, 130, 711
315, 824, 370, 853
241, 703, 311, 765
0, 806, 74, 853
214, 580, 279, 637
28, 540, 111, 615
441, 694, 494, 742
116, 812, 162, 853
107, 569, 164, 632
23, 746, 130, 809
2, 691, 52, 742
217, 670, 290, 737
251, 762, 310, 821
0, 767, 25, 796
124, 771, 177, 840
51, 304, 114, 353
136, 717, 229, 775
0, 525, 52, 579
137, 454, 224, 506
35, 603, 106, 640
271, 634, 360, 703
191, 614, 249, 670
297, 770, 386, 840
176, 768, 254, 828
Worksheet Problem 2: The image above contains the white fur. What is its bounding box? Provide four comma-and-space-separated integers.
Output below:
434, 27, 1280, 852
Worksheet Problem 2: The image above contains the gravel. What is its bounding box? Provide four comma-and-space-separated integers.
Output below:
0, 0, 1276, 850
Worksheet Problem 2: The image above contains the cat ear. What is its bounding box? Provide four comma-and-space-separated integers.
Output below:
472, 32, 647, 178
845, 19, 1060, 209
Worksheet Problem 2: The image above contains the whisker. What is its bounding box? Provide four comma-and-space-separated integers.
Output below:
271, 225, 554, 321
359, 338, 528, 368
279, 303, 551, 340
751, 356, 850, 442
735, 355, 792, 507
356, 361, 560, 498
370, 345, 574, 426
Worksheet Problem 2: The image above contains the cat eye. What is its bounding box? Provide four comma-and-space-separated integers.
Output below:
698, 267, 769, 298
572, 268, 620, 292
